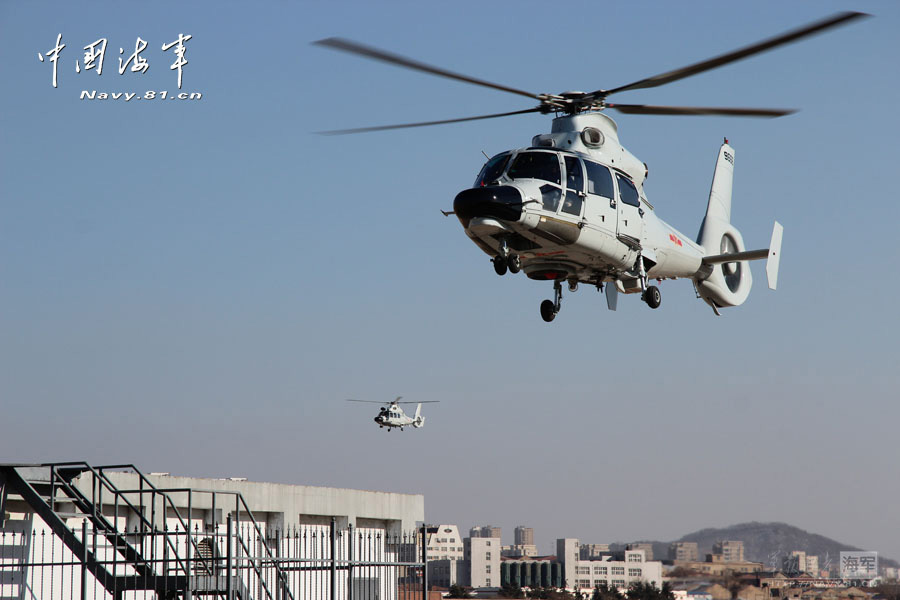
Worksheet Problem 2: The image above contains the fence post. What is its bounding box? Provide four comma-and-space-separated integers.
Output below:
81, 520, 88, 600
421, 525, 428, 600
331, 518, 338, 600
226, 515, 233, 600
348, 523, 354, 600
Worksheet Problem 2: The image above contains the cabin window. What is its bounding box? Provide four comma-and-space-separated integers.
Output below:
539, 184, 561, 212
564, 156, 584, 192
474, 152, 510, 187
561, 190, 582, 216
584, 161, 615, 198
508, 151, 561, 184
616, 174, 640, 207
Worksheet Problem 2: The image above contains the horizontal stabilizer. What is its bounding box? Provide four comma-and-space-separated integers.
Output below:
702, 249, 768, 264
700, 221, 783, 291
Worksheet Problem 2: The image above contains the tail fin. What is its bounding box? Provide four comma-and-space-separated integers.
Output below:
694, 140, 753, 309
413, 404, 425, 428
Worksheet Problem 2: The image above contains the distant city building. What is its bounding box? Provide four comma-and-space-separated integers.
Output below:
712, 540, 744, 562
465, 536, 501, 589
426, 524, 464, 561
502, 544, 538, 558
428, 559, 465, 588
557, 539, 662, 592
580, 544, 611, 560
783, 551, 820, 576
502, 558, 563, 589
469, 525, 502, 539
627, 543, 655, 561
674, 557, 762, 576
669, 542, 699, 562
515, 526, 534, 546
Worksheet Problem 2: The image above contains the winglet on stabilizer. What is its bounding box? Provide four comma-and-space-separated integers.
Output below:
766, 221, 783, 290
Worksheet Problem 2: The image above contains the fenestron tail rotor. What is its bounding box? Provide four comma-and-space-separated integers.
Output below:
313, 12, 867, 133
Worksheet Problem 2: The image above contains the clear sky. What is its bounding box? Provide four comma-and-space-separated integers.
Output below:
2, 1, 898, 560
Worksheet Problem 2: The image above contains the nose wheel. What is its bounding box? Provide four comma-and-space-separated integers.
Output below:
492, 239, 521, 276
540, 280, 563, 322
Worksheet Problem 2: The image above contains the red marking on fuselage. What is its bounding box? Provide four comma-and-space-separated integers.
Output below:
535, 250, 566, 257
669, 233, 683, 247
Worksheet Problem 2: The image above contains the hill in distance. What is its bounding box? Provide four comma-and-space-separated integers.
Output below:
613, 522, 897, 571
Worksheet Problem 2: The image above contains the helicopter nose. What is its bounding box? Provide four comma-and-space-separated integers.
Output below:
453, 185, 523, 228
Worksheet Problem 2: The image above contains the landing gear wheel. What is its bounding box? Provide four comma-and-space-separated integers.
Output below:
492, 255, 508, 276
540, 299, 557, 322
644, 285, 661, 309
507, 254, 521, 274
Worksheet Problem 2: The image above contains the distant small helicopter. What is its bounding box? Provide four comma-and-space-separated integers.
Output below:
315, 12, 866, 321
346, 397, 440, 431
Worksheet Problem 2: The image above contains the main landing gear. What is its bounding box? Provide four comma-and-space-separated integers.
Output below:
540, 280, 563, 322
492, 239, 521, 276
643, 285, 661, 309
636, 254, 661, 310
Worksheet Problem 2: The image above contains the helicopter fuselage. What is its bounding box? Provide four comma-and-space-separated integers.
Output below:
454, 113, 704, 295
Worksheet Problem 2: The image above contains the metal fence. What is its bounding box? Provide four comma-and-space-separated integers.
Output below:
0, 517, 426, 600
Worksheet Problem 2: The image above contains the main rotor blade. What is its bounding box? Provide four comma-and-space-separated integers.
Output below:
316, 107, 544, 135
606, 103, 796, 118
394, 401, 441, 404
601, 11, 868, 96
314, 37, 541, 101
345, 399, 386, 403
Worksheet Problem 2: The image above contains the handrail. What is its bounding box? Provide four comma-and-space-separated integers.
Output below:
45, 462, 192, 576
41, 461, 295, 600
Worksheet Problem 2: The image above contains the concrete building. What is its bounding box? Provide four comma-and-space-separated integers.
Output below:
783, 551, 819, 576
469, 525, 502, 539
426, 524, 464, 561
502, 544, 539, 558
580, 544, 611, 560
465, 536, 501, 588
502, 558, 564, 589
712, 541, 745, 563
515, 526, 535, 546
428, 559, 465, 589
1, 465, 425, 600
674, 556, 764, 575
558, 539, 662, 592
670, 542, 700, 562
627, 543, 655, 561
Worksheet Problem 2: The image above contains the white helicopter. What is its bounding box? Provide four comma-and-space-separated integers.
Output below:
346, 397, 440, 431
315, 12, 866, 321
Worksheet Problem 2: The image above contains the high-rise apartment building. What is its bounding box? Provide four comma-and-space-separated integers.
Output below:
469, 525, 502, 539
515, 526, 534, 546
669, 542, 699, 562
712, 540, 744, 562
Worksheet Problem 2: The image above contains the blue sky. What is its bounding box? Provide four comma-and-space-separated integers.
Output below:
2, 1, 898, 560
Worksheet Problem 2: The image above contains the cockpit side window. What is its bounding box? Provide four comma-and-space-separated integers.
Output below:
584, 161, 614, 198
616, 174, 640, 207
508, 151, 561, 184
564, 156, 584, 192
474, 153, 511, 187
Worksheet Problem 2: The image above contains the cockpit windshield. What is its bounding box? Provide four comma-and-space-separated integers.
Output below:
474, 153, 511, 187
508, 151, 561, 184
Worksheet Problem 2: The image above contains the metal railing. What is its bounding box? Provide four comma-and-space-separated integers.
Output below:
0, 515, 426, 600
